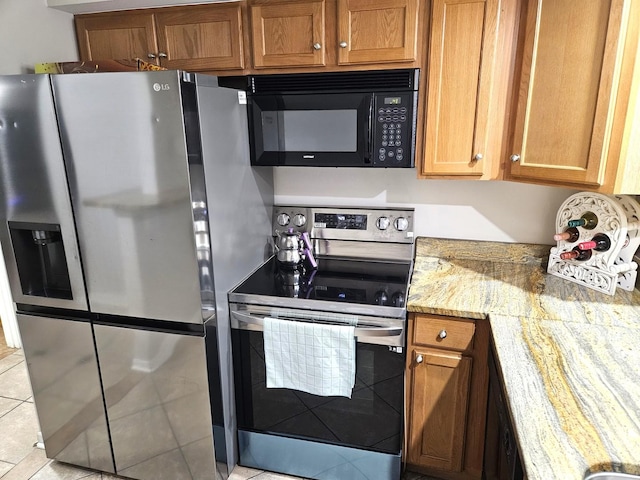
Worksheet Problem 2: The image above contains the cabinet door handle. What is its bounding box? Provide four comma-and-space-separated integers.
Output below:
147, 53, 157, 59
158, 52, 168, 58
473, 153, 483, 161
438, 330, 447, 339
313, 43, 322, 50
415, 354, 423, 364
510, 154, 521, 163
339, 41, 348, 48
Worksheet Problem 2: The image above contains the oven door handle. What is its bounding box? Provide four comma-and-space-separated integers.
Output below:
231, 311, 403, 338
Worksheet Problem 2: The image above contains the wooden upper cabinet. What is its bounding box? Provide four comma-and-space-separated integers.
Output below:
75, 3, 246, 72
337, 0, 419, 65
422, 0, 500, 177
248, 0, 420, 70
75, 12, 158, 63
155, 4, 245, 71
507, 0, 640, 191
249, 0, 326, 68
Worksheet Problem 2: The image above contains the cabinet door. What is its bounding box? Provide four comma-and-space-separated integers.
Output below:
249, 0, 326, 68
484, 347, 526, 480
155, 4, 245, 71
508, 0, 626, 186
422, 0, 499, 176
407, 349, 473, 472
337, 0, 419, 65
75, 12, 158, 63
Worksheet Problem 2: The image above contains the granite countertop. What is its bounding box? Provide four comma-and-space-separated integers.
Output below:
407, 237, 640, 479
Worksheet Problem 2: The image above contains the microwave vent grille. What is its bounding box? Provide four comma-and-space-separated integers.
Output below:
248, 69, 419, 94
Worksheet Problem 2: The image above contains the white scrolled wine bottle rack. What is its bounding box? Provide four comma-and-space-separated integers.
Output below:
548, 192, 640, 295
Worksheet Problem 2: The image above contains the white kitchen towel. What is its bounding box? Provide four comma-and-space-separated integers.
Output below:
263, 317, 356, 398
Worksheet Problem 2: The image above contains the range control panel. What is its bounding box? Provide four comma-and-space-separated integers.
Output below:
273, 206, 415, 243
314, 213, 368, 230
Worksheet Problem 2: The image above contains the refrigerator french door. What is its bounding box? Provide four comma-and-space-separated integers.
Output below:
0, 71, 273, 479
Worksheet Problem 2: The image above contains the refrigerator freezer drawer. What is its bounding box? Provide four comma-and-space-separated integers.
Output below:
94, 324, 217, 480
17, 313, 114, 473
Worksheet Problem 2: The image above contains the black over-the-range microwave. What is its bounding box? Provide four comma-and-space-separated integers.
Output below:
221, 69, 419, 168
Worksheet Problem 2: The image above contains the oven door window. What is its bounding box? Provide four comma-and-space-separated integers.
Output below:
248, 93, 372, 166
232, 329, 404, 454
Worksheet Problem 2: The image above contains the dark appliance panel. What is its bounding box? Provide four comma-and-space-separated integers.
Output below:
249, 92, 371, 167
244, 69, 419, 168
233, 329, 404, 454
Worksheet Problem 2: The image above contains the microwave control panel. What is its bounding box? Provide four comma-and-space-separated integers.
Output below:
372, 93, 416, 167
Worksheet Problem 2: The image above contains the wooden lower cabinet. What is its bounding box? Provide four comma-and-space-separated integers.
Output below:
406, 313, 490, 480
484, 341, 526, 480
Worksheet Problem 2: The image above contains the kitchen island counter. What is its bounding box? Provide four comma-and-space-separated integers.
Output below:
407, 237, 640, 479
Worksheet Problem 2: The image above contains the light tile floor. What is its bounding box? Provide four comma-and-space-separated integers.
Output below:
0, 350, 438, 480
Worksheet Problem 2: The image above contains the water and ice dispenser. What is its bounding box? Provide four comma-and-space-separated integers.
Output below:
8, 222, 72, 300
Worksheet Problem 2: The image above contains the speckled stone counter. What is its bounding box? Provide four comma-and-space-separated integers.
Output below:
407, 237, 640, 480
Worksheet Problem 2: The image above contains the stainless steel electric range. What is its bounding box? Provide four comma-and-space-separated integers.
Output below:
228, 206, 415, 480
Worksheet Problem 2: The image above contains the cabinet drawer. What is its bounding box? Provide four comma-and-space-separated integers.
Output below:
413, 316, 475, 351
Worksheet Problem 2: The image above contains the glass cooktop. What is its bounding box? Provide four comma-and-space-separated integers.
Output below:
232, 256, 411, 308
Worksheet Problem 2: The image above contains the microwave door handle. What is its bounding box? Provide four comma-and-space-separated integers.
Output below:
365, 95, 374, 163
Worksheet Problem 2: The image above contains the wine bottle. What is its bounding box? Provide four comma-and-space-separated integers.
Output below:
578, 233, 611, 252
567, 211, 598, 229
553, 227, 579, 243
560, 247, 592, 261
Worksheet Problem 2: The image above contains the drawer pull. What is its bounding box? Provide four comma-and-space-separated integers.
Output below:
415, 354, 424, 364
438, 330, 447, 339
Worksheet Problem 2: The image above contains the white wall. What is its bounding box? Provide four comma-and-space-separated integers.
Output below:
0, 0, 78, 75
274, 168, 579, 245
0, 0, 78, 347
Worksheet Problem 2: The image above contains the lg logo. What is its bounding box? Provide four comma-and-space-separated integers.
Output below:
152, 83, 171, 92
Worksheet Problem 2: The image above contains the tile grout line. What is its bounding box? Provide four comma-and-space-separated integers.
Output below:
0, 397, 23, 420
0, 396, 30, 405
0, 459, 17, 479
0, 359, 33, 405
26, 459, 49, 480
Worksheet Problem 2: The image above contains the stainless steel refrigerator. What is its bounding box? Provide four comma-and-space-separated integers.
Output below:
0, 71, 273, 479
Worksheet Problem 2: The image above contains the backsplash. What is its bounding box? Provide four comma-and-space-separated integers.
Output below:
273, 168, 579, 245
